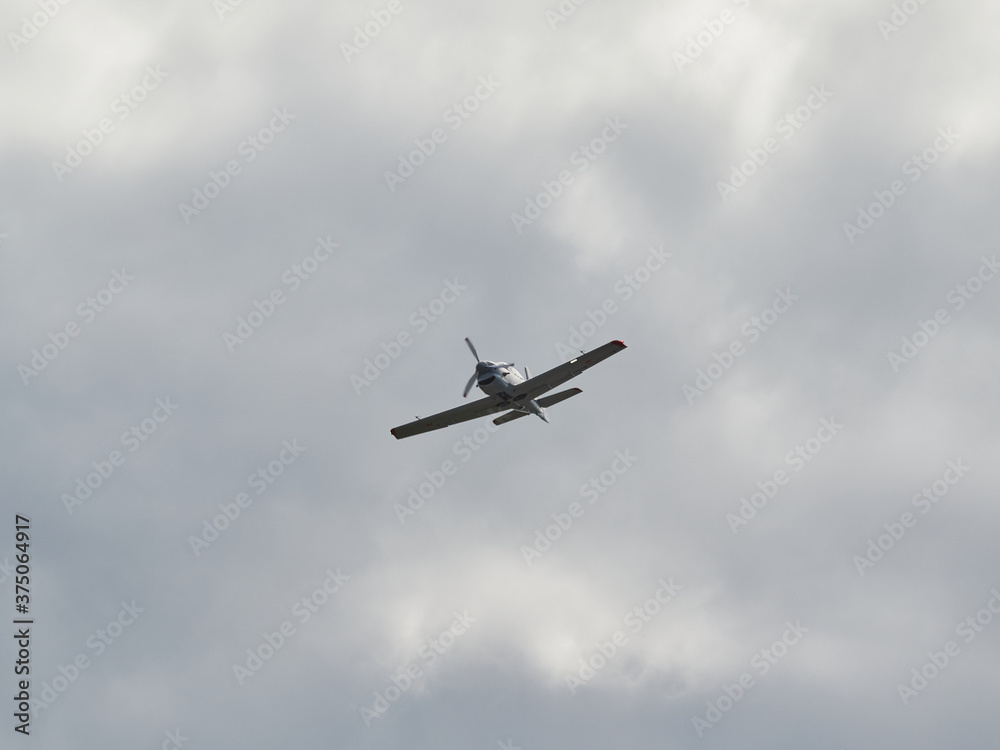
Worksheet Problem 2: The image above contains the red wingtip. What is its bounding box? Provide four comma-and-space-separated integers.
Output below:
614, 339, 626, 347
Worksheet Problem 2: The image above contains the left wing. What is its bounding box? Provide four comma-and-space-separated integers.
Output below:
390, 394, 512, 439
512, 340, 627, 401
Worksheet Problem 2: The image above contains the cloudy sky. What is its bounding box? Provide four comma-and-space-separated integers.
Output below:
3, 0, 1000, 747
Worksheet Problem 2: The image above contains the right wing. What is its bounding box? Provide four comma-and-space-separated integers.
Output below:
390, 394, 512, 439
511, 340, 627, 401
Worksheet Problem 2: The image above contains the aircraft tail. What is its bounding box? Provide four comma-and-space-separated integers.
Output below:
493, 388, 582, 426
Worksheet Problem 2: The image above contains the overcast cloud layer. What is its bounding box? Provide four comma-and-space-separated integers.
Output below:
2, 0, 1000, 748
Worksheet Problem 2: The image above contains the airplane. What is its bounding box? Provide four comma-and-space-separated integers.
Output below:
390, 337, 627, 439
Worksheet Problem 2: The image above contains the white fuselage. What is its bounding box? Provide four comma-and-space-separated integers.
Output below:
476, 362, 547, 420
476, 361, 524, 395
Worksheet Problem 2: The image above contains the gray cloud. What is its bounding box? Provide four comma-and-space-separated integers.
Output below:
3, 0, 999, 748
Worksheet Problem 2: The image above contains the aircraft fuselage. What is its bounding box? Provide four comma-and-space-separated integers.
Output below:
476, 362, 548, 420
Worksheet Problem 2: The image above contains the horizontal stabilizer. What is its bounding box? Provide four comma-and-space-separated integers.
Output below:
492, 388, 583, 426
493, 410, 528, 426
538, 387, 583, 408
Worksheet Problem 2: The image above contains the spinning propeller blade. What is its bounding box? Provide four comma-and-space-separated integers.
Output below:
463, 338, 484, 397
465, 337, 479, 361
463, 371, 478, 398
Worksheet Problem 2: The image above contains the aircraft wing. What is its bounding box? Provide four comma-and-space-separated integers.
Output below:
390, 394, 513, 439
512, 340, 627, 401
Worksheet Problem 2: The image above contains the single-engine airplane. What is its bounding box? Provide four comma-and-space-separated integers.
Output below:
390, 337, 627, 439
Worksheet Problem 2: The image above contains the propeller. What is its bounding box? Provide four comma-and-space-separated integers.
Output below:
462, 338, 518, 396
463, 371, 478, 398
463, 338, 485, 398
465, 337, 479, 361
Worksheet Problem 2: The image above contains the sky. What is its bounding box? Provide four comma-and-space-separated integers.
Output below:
2, 0, 1000, 748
